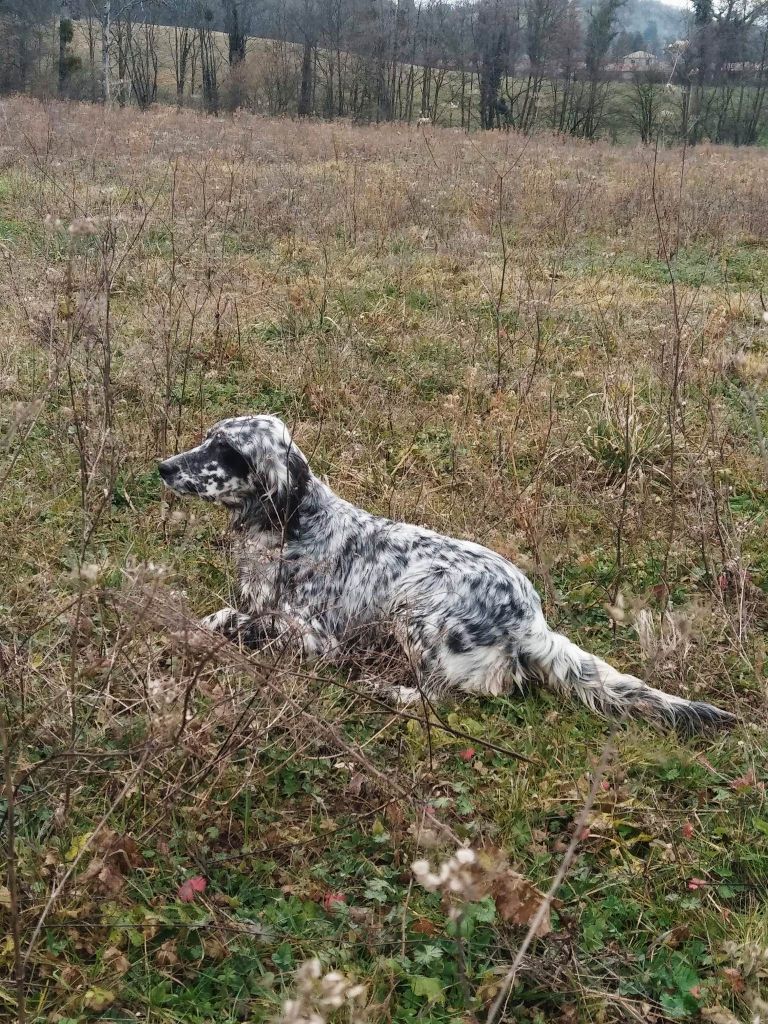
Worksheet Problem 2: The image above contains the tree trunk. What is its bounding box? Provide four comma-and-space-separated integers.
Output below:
298, 39, 313, 117
102, 0, 111, 102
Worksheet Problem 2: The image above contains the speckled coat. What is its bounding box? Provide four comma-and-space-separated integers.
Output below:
159, 415, 734, 735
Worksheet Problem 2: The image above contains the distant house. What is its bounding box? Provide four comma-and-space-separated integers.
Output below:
723, 61, 761, 75
623, 51, 658, 71
608, 50, 670, 78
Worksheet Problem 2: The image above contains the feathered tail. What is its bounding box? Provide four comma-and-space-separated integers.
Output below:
520, 627, 735, 735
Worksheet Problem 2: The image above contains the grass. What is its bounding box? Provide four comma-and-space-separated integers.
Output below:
0, 95, 767, 1024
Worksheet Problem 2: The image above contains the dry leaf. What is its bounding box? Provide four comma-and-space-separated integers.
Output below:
491, 870, 552, 937
81, 830, 143, 895
385, 802, 405, 828
410, 825, 443, 849
411, 917, 439, 936
83, 987, 115, 1012
103, 946, 130, 976
701, 1007, 741, 1024
177, 875, 207, 902
155, 939, 179, 967
474, 848, 555, 938
203, 937, 228, 960
346, 772, 366, 797
661, 924, 690, 948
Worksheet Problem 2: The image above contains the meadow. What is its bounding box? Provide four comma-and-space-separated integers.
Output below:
1, 95, 768, 1023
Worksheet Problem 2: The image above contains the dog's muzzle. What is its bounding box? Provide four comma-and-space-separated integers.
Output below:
158, 458, 197, 495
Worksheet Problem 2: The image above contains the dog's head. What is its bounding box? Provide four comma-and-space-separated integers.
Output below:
159, 414, 312, 533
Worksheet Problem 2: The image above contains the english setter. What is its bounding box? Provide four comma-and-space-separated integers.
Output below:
159, 414, 735, 735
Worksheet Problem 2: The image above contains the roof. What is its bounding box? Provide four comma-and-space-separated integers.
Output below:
624, 51, 657, 60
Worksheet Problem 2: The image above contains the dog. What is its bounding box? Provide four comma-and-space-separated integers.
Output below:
159, 414, 735, 735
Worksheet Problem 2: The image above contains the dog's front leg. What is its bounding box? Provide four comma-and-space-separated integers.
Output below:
200, 606, 334, 659
200, 606, 253, 638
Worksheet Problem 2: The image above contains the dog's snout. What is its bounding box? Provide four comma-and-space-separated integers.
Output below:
158, 459, 177, 483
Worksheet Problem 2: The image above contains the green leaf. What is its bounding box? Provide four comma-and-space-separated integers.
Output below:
413, 945, 444, 967
408, 974, 446, 1005
364, 878, 394, 904
272, 942, 294, 971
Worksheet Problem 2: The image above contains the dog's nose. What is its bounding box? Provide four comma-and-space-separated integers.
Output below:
158, 459, 176, 483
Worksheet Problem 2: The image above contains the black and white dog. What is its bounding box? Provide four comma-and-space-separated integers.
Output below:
159, 414, 735, 735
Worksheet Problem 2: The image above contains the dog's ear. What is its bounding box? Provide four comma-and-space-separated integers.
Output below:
283, 446, 311, 525
218, 417, 311, 531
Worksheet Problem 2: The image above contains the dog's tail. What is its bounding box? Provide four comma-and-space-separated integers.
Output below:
519, 626, 735, 735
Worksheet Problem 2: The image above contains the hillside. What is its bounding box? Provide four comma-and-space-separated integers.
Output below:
612, 0, 687, 47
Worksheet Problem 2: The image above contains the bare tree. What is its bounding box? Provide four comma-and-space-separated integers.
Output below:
625, 69, 666, 142
115, 16, 158, 107
222, 0, 251, 64
197, 5, 220, 112
519, 0, 564, 131
579, 0, 624, 138
165, 0, 198, 104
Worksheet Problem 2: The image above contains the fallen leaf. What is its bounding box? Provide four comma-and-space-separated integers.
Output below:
492, 868, 553, 937
155, 939, 179, 967
410, 824, 443, 849
103, 946, 130, 976
346, 772, 366, 797
470, 849, 554, 937
322, 891, 347, 912
80, 830, 144, 895
203, 936, 228, 960
687, 877, 709, 891
385, 802, 405, 828
661, 924, 690, 948
701, 1007, 741, 1024
458, 748, 476, 761
720, 968, 745, 993
730, 771, 764, 793
409, 974, 445, 1005
65, 831, 94, 863
411, 917, 438, 936
681, 821, 695, 839
0, 885, 11, 908
83, 987, 115, 1012
177, 875, 207, 902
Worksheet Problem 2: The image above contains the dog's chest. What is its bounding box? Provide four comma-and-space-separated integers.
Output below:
234, 533, 283, 612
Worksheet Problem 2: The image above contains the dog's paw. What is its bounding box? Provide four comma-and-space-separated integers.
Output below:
200, 607, 249, 634
391, 685, 421, 707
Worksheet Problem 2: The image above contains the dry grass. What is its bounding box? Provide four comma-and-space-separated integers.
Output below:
1, 96, 767, 1024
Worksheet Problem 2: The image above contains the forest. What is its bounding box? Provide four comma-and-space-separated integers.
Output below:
1, 0, 767, 144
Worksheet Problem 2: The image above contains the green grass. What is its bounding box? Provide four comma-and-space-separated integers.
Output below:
563, 241, 768, 289
16, 695, 767, 1022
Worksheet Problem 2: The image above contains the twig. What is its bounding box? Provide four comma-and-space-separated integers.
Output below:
486, 729, 619, 1024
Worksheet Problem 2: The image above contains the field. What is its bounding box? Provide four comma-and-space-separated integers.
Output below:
1, 95, 768, 1024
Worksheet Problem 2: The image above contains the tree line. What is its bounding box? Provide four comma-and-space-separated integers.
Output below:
1, 0, 766, 144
